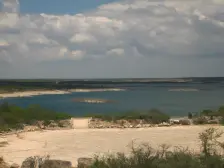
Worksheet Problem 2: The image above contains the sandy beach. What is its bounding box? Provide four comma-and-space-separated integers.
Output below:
1, 125, 224, 166
0, 90, 71, 98
0, 88, 126, 98
69, 88, 126, 92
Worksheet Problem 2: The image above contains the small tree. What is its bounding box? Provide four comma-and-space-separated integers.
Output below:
199, 128, 224, 156
218, 106, 224, 117
200, 110, 213, 116
219, 106, 224, 113
188, 112, 193, 119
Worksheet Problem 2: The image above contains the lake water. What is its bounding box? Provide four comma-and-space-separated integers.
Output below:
2, 83, 224, 117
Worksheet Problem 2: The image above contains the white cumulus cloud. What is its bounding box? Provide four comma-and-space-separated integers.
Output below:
0, 0, 224, 78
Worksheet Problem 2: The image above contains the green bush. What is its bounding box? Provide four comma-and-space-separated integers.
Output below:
219, 106, 224, 113
88, 109, 170, 124
199, 106, 224, 119
188, 112, 193, 119
193, 117, 208, 125
0, 102, 72, 131
200, 110, 213, 116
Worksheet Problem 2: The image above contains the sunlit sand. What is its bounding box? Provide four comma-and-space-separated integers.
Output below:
1, 125, 223, 166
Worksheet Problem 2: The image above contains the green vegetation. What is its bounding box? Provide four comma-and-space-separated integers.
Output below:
0, 80, 57, 93
0, 102, 170, 132
199, 106, 224, 117
86, 109, 170, 124
0, 102, 71, 132
188, 112, 192, 119
91, 128, 224, 168
188, 106, 224, 125
193, 117, 209, 125
1, 98, 224, 132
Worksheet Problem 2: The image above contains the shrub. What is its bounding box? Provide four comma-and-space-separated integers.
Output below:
43, 120, 51, 127
88, 109, 170, 124
219, 106, 224, 114
200, 110, 213, 116
0, 102, 72, 131
188, 112, 193, 119
199, 128, 224, 156
193, 117, 208, 125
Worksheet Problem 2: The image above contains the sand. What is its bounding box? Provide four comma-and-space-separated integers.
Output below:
1, 125, 224, 166
0, 90, 71, 98
0, 88, 126, 98
71, 118, 91, 129
69, 88, 125, 92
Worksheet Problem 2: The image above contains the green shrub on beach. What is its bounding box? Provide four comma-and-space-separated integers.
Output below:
199, 106, 224, 118
193, 117, 208, 125
200, 110, 213, 116
87, 109, 170, 124
0, 102, 71, 132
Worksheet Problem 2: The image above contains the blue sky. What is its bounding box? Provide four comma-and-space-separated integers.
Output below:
19, 0, 118, 14
0, 0, 224, 78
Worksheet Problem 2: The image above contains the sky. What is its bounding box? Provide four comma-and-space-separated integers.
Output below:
0, 0, 224, 79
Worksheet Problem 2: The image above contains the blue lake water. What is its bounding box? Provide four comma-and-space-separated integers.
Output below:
2, 83, 224, 117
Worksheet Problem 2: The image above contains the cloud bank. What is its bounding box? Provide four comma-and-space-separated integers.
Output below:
0, 0, 224, 78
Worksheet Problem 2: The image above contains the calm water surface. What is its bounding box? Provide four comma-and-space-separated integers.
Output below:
2, 83, 224, 116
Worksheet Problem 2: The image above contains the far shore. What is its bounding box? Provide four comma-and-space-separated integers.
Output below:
0, 88, 126, 99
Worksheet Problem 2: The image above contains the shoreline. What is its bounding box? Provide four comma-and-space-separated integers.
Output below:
69, 88, 126, 92
0, 90, 71, 99
0, 88, 126, 99
0, 124, 220, 136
